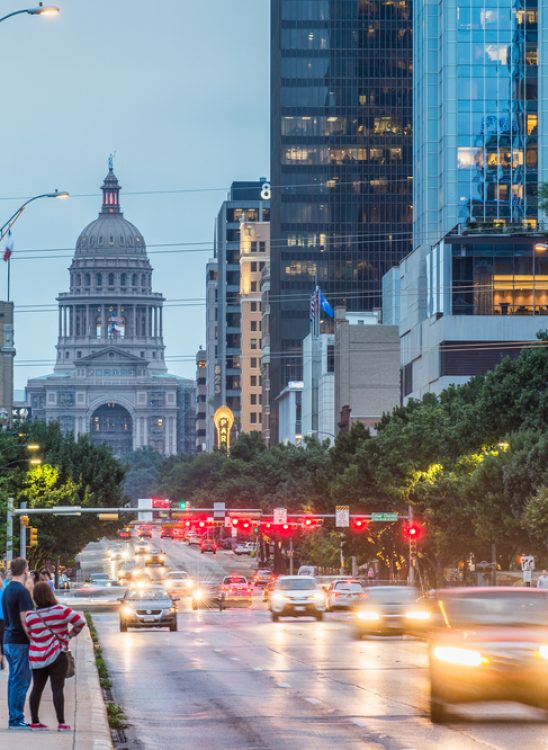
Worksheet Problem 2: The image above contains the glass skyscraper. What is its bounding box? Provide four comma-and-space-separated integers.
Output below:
414, 0, 548, 248
270, 0, 413, 441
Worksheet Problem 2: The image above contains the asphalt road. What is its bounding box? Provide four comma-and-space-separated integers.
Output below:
89, 540, 548, 750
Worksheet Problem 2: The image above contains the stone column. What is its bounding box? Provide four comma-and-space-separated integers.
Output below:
159, 306, 163, 339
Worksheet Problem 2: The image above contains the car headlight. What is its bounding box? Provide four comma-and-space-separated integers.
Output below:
121, 605, 134, 617
313, 591, 326, 604
165, 580, 173, 588
194, 588, 205, 600
405, 609, 431, 621
184, 579, 193, 589
538, 645, 548, 660
271, 592, 287, 606
432, 646, 489, 667
356, 609, 381, 622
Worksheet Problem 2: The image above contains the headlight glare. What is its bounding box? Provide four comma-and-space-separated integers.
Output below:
356, 609, 381, 622
432, 646, 489, 667
405, 609, 431, 621
539, 645, 548, 660
121, 604, 134, 617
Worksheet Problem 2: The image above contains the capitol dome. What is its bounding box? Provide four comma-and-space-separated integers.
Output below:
74, 167, 146, 258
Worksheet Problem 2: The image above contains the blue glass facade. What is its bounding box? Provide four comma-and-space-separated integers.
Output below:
414, 0, 548, 249
270, 0, 413, 441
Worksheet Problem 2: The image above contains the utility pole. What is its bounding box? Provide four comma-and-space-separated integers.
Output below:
19, 501, 27, 558
6, 496, 14, 563
288, 537, 294, 575
408, 504, 415, 584
339, 533, 345, 575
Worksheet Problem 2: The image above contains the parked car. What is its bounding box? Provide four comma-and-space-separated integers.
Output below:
119, 587, 178, 632
269, 576, 326, 621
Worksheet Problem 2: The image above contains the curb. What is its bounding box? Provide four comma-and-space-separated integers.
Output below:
72, 626, 114, 749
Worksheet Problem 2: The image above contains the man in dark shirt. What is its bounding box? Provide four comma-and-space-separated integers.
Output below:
1, 557, 34, 729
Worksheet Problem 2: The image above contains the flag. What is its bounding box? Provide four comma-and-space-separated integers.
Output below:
319, 288, 334, 318
3, 230, 13, 262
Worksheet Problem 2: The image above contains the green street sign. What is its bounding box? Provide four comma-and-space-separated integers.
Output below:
371, 512, 399, 522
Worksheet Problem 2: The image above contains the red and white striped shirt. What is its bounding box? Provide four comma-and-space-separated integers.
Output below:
25, 605, 85, 669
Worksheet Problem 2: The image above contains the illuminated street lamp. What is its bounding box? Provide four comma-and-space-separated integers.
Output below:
0, 190, 69, 243
0, 3, 60, 23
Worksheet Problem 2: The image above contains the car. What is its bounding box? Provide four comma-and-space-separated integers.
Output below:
200, 538, 217, 554
187, 532, 200, 546
134, 541, 151, 556
326, 580, 366, 611
219, 576, 253, 609
119, 586, 178, 632
118, 527, 132, 539
428, 587, 548, 723
145, 552, 166, 566
191, 581, 222, 610
352, 585, 423, 638
164, 570, 194, 595
269, 575, 326, 621
234, 541, 256, 556
252, 569, 274, 588
136, 526, 153, 539
117, 562, 136, 584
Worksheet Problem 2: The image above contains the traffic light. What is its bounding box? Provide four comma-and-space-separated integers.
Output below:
351, 517, 368, 532
197, 519, 207, 530
178, 500, 188, 510
20, 515, 29, 527
241, 519, 252, 533
29, 527, 38, 548
403, 522, 423, 541
300, 516, 323, 531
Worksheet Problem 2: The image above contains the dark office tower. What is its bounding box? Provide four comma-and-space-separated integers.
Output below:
270, 0, 412, 441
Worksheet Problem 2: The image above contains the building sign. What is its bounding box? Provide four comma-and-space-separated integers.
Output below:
213, 405, 235, 455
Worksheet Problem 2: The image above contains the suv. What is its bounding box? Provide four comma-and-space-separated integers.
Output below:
269, 576, 326, 621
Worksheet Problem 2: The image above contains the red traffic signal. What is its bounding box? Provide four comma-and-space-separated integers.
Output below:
301, 516, 321, 530
403, 522, 422, 541
351, 517, 368, 532
241, 519, 251, 532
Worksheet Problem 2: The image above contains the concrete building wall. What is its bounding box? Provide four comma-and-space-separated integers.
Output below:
334, 308, 400, 433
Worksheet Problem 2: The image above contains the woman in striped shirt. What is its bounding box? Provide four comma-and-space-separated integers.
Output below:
24, 581, 86, 731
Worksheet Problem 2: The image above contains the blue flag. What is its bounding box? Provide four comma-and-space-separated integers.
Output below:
319, 289, 334, 318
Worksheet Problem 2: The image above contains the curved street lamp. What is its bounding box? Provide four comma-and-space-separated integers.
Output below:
0, 190, 69, 243
0, 3, 60, 23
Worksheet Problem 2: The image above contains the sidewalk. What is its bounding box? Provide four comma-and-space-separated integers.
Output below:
0, 626, 113, 748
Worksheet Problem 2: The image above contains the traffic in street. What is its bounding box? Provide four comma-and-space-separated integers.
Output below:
75, 531, 548, 750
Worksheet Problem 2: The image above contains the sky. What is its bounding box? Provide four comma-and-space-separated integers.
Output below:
2, 0, 270, 391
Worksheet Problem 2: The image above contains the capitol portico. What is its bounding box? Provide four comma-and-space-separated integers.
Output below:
26, 163, 194, 456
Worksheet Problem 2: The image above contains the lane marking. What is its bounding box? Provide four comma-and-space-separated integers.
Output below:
253, 667, 263, 672
276, 682, 291, 688
305, 697, 320, 705
231, 657, 240, 661
213, 649, 223, 653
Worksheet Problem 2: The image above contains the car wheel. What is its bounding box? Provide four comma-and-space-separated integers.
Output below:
430, 689, 447, 724
192, 602, 198, 610
119, 621, 127, 633
315, 612, 324, 622
271, 612, 280, 622
169, 622, 178, 632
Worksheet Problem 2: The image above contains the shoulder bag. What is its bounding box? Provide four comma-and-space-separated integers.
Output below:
34, 609, 75, 678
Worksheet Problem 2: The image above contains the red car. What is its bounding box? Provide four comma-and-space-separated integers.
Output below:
219, 576, 253, 609
200, 538, 217, 554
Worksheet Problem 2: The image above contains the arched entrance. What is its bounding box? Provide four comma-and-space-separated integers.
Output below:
90, 402, 133, 456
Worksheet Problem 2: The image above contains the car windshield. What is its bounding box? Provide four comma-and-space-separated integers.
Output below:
335, 583, 363, 593
440, 592, 548, 626
126, 589, 171, 601
366, 588, 417, 603
277, 578, 315, 591
168, 572, 188, 580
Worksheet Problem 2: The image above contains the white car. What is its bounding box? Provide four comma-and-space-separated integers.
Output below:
326, 580, 365, 611
233, 541, 256, 556
269, 576, 326, 621
164, 570, 194, 595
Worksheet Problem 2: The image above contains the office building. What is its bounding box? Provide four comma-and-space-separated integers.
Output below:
301, 332, 335, 442
206, 181, 270, 446
195, 347, 207, 452
276, 380, 303, 445
260, 262, 271, 445
204, 259, 218, 452
269, 0, 413, 441
391, 0, 548, 403
26, 165, 192, 456
239, 222, 270, 433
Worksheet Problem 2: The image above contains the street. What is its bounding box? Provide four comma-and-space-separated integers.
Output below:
88, 542, 548, 750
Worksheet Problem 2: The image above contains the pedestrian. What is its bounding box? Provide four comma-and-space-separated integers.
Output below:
1, 557, 34, 730
0, 572, 6, 670
536, 569, 548, 589
25, 581, 85, 732
26, 570, 40, 597
40, 569, 55, 590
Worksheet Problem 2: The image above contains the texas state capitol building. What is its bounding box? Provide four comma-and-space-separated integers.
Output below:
27, 165, 191, 456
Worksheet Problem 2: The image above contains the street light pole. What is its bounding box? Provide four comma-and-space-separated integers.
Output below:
0, 4, 60, 23
1, 190, 69, 300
